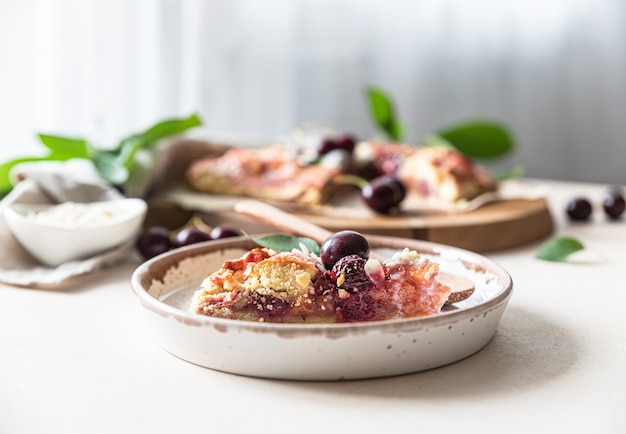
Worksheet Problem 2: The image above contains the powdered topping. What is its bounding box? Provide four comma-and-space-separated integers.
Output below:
25, 201, 135, 228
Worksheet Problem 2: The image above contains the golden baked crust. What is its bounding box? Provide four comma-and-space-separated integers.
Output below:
190, 248, 332, 323
189, 247, 451, 323
186, 146, 340, 206
185, 140, 497, 207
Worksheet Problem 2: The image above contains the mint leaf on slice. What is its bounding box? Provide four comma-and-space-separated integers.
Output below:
365, 87, 403, 142
435, 120, 514, 160
535, 236, 585, 262
252, 234, 320, 255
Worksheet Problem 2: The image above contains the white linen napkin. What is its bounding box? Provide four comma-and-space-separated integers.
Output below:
0, 160, 137, 287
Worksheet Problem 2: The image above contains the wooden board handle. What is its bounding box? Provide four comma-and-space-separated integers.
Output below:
234, 200, 332, 244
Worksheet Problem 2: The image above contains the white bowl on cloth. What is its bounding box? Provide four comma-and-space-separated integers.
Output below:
3, 198, 147, 267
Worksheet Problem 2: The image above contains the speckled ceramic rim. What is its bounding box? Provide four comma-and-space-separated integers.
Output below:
130, 234, 513, 335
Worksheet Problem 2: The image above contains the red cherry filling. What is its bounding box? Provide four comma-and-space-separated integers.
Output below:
245, 293, 290, 320
326, 255, 385, 322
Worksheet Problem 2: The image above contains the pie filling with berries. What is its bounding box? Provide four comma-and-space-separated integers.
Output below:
189, 232, 452, 323
356, 141, 497, 204
185, 138, 497, 212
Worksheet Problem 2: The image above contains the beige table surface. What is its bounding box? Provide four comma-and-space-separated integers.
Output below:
1, 178, 625, 434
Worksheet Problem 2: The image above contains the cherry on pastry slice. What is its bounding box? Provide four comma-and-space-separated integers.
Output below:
233, 199, 475, 304
320, 230, 370, 269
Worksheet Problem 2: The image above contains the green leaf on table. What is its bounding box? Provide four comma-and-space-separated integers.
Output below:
37, 134, 92, 159
252, 234, 321, 255
535, 236, 585, 262
435, 120, 514, 159
365, 87, 404, 141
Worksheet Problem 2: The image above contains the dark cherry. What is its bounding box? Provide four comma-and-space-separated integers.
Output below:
335, 134, 356, 153
320, 230, 370, 270
317, 133, 357, 157
136, 226, 172, 260
210, 224, 241, 240
172, 226, 211, 248
361, 176, 407, 214
602, 189, 625, 219
566, 197, 592, 221
317, 138, 338, 156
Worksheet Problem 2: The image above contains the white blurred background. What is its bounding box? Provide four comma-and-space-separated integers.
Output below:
1, 0, 625, 183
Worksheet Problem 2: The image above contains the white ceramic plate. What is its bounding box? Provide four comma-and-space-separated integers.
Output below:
131, 235, 513, 381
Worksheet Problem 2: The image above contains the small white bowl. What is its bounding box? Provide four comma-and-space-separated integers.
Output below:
131, 235, 513, 381
3, 198, 147, 267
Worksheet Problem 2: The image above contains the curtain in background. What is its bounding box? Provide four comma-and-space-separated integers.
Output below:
1, 0, 625, 183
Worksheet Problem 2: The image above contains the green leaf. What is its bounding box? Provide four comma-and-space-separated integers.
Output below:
121, 149, 157, 197
37, 134, 92, 159
116, 136, 146, 170
492, 164, 525, 181
117, 113, 202, 152
423, 134, 455, 149
365, 87, 403, 141
0, 157, 50, 192
252, 234, 321, 255
0, 113, 202, 197
535, 236, 585, 262
92, 151, 129, 185
436, 120, 514, 159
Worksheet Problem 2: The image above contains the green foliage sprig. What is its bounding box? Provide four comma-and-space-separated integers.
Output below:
365, 86, 515, 161
0, 113, 202, 197
252, 234, 320, 255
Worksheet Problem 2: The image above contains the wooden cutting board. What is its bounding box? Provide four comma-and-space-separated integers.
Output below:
295, 198, 554, 253
149, 190, 554, 253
